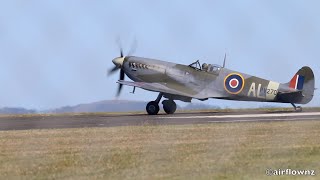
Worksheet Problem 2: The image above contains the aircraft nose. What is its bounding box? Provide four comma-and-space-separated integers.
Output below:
112, 57, 124, 67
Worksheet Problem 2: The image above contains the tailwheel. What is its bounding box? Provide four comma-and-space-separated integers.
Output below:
291, 103, 303, 112
296, 106, 303, 112
146, 101, 160, 115
162, 100, 177, 114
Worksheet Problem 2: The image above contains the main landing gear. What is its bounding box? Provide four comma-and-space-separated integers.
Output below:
146, 93, 177, 115
162, 100, 177, 114
291, 103, 302, 112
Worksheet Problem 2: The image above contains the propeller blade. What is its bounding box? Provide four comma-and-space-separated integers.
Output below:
120, 69, 125, 80
116, 69, 125, 97
117, 83, 123, 97
127, 37, 137, 56
107, 66, 119, 75
116, 37, 124, 58
120, 48, 124, 58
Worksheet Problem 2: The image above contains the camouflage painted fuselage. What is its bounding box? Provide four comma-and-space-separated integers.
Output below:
119, 56, 314, 104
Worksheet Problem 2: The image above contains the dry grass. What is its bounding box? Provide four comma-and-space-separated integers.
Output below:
1, 107, 320, 118
1, 121, 320, 179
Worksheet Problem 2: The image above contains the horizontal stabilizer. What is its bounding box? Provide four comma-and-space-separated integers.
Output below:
276, 90, 304, 103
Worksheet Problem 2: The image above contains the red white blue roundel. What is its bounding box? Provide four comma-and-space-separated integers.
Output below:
224, 73, 245, 94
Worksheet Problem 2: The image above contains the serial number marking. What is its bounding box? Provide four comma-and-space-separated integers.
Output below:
247, 83, 278, 98
265, 88, 278, 95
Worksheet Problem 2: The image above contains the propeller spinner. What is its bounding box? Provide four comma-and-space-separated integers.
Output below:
108, 49, 126, 97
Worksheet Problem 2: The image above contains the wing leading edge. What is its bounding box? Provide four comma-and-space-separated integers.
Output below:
117, 80, 206, 99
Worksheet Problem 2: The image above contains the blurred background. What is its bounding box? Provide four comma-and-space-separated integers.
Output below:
0, 0, 319, 111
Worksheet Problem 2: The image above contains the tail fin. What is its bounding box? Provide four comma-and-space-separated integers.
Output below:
287, 66, 315, 104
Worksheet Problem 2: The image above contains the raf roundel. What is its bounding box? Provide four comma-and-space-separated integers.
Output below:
224, 73, 245, 94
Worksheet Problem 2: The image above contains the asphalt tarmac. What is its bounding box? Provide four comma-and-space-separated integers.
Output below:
1, 111, 320, 131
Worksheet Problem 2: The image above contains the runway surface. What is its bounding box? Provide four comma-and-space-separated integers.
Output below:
0, 111, 320, 131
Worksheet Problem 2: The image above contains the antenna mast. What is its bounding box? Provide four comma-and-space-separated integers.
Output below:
223, 53, 227, 68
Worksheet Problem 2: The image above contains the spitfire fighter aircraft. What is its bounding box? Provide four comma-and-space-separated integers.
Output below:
108, 50, 315, 115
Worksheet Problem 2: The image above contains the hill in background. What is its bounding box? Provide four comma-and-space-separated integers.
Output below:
0, 100, 222, 114
0, 107, 36, 114
47, 100, 147, 113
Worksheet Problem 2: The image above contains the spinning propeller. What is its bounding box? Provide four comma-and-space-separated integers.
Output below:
108, 38, 137, 96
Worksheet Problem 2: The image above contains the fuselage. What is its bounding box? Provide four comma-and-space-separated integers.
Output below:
121, 56, 296, 103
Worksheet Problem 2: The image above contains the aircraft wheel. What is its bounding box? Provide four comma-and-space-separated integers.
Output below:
296, 106, 303, 112
162, 100, 177, 114
146, 101, 160, 115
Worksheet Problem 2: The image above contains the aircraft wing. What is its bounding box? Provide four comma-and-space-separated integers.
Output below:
117, 80, 205, 99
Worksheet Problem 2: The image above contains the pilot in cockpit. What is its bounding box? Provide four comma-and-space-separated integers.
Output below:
202, 63, 208, 71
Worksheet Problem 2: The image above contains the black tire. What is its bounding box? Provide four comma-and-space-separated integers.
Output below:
146, 101, 160, 115
162, 100, 177, 114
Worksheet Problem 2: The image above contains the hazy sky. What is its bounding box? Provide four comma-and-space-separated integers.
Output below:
0, 0, 319, 109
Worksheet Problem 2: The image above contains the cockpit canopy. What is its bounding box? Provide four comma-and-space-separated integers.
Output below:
188, 60, 222, 74
188, 60, 202, 70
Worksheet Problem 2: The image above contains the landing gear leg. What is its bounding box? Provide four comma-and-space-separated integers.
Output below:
146, 93, 163, 115
162, 100, 177, 114
291, 103, 302, 112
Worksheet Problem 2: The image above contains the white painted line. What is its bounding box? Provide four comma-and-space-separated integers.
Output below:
207, 117, 319, 123
158, 112, 320, 119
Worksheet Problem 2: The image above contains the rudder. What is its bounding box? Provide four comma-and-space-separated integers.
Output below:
287, 66, 315, 104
